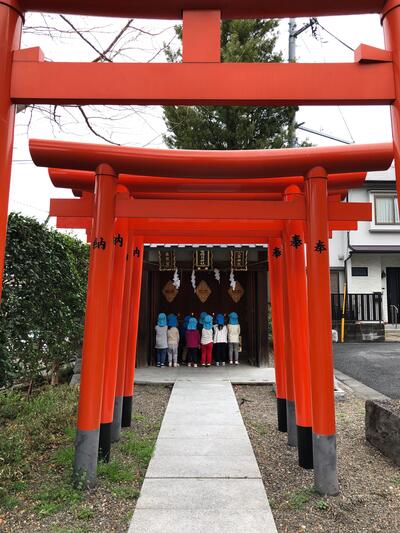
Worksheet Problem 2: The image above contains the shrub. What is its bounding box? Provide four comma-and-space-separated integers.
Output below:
0, 213, 89, 387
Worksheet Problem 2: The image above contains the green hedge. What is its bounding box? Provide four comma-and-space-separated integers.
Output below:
0, 213, 89, 387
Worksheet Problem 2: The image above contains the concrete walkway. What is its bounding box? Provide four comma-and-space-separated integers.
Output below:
135, 363, 275, 385
128, 380, 277, 533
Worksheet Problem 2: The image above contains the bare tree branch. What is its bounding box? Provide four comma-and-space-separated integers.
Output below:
17, 14, 172, 146
77, 106, 121, 145
147, 34, 177, 63
93, 19, 133, 62
59, 15, 112, 62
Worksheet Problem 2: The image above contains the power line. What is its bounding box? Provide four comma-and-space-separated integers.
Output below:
297, 125, 353, 145
337, 106, 355, 144
311, 18, 354, 52
10, 200, 49, 214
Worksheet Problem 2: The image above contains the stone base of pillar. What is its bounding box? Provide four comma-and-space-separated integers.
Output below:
110, 396, 123, 442
73, 428, 100, 489
312, 433, 339, 495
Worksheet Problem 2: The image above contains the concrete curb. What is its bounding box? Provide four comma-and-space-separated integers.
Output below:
334, 369, 390, 401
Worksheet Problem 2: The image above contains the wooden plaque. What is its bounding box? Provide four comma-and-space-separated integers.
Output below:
162, 280, 178, 302
228, 281, 244, 303
195, 280, 212, 303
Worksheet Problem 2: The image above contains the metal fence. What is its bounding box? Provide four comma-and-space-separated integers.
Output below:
331, 292, 383, 322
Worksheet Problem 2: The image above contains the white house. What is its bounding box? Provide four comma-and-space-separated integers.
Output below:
329, 165, 400, 325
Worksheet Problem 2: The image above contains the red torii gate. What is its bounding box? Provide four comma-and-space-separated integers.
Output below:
29, 138, 392, 495
1, 0, 399, 498
52, 187, 366, 470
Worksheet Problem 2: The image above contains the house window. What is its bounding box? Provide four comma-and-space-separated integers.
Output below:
352, 267, 368, 277
374, 195, 400, 225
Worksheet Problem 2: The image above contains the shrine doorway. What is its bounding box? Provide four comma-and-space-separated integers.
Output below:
136, 245, 269, 367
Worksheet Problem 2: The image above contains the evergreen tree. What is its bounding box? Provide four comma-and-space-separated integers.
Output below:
163, 19, 301, 150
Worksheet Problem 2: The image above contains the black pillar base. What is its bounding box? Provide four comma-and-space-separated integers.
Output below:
98, 422, 111, 463
277, 398, 287, 432
121, 396, 133, 427
297, 425, 313, 469
286, 400, 297, 447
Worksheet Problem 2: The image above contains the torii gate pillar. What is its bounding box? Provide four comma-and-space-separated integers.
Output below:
111, 232, 135, 442
381, 0, 400, 202
283, 188, 313, 470
382, 1, 400, 202
73, 164, 117, 487
268, 239, 288, 433
305, 167, 339, 496
281, 245, 297, 447
0, 2, 22, 294
122, 236, 144, 428
98, 219, 129, 462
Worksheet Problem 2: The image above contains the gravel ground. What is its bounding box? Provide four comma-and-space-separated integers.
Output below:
2, 385, 171, 533
235, 385, 400, 533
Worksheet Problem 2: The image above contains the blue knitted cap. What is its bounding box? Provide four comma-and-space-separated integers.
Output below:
157, 313, 167, 327
199, 311, 207, 325
167, 314, 178, 327
229, 312, 239, 325
187, 317, 198, 330
203, 314, 213, 330
216, 313, 225, 325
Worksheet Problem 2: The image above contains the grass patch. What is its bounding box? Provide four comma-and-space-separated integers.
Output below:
315, 498, 329, 511
0, 384, 171, 531
50, 526, 88, 533
75, 506, 95, 520
0, 385, 78, 490
120, 434, 154, 467
97, 460, 136, 483
0, 385, 79, 517
0, 391, 25, 422
287, 487, 314, 509
11, 480, 27, 492
35, 501, 60, 516
53, 446, 74, 468
111, 486, 140, 500
33, 482, 84, 516
250, 421, 268, 437
0, 487, 19, 510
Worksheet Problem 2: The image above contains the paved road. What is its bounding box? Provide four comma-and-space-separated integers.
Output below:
334, 343, 400, 399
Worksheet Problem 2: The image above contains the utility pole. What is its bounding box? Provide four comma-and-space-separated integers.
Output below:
288, 18, 318, 148
288, 18, 352, 147
288, 18, 297, 147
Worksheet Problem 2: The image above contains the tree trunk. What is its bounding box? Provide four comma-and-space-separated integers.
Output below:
51, 362, 60, 385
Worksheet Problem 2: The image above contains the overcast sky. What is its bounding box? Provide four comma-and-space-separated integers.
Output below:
9, 13, 392, 237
